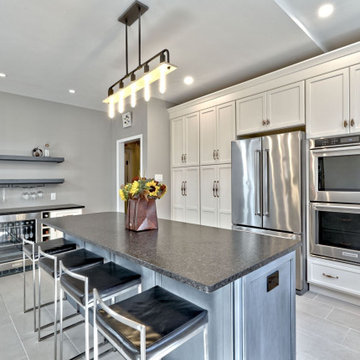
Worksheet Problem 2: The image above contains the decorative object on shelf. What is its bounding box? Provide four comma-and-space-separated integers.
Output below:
103, 1, 177, 118
32, 147, 43, 157
44, 143, 50, 157
119, 177, 167, 231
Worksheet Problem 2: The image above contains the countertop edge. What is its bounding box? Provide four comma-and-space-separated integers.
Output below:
0, 204, 85, 215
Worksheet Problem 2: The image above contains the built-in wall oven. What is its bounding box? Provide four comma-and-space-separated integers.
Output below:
310, 135, 360, 264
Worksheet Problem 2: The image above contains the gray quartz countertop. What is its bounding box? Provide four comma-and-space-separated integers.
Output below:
42, 212, 300, 293
0, 204, 84, 216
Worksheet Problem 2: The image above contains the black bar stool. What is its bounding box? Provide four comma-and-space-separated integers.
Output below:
22, 237, 77, 331
59, 260, 142, 360
93, 286, 209, 360
38, 247, 104, 359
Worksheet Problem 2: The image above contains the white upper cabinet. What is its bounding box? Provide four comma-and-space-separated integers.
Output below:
200, 164, 232, 229
236, 82, 304, 136
236, 93, 266, 135
306, 69, 350, 138
266, 82, 304, 130
171, 112, 199, 167
217, 102, 236, 164
200, 102, 235, 165
171, 117, 185, 167
200, 107, 217, 165
350, 64, 360, 133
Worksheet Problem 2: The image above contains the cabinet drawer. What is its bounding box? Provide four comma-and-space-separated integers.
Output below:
309, 261, 360, 296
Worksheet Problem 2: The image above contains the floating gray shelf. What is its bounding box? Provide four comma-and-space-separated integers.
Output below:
0, 155, 64, 163
0, 179, 65, 187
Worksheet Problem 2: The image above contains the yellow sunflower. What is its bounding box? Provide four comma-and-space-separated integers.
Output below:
119, 189, 126, 201
130, 181, 140, 196
146, 180, 160, 197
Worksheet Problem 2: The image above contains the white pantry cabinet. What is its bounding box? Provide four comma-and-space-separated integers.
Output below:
171, 167, 200, 224
171, 112, 199, 167
236, 81, 304, 136
200, 102, 235, 165
200, 164, 232, 229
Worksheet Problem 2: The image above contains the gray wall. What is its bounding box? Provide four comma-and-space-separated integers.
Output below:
0, 91, 113, 213
110, 98, 172, 219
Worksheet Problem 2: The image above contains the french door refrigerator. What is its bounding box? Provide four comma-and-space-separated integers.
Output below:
231, 131, 307, 293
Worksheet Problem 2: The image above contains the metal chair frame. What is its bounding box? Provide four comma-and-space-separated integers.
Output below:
93, 288, 209, 360
22, 238, 77, 332
37, 247, 84, 360
59, 261, 142, 360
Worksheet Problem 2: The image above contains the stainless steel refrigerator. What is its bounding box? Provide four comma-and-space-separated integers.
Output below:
231, 131, 307, 293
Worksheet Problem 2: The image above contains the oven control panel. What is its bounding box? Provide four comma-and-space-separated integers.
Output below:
313, 135, 360, 148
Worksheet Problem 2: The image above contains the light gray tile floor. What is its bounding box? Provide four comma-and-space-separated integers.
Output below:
1, 271, 360, 359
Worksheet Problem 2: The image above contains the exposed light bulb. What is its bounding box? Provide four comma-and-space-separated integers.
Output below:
131, 82, 137, 108
118, 90, 124, 113
318, 3, 334, 18
159, 64, 167, 94
144, 73, 151, 102
68, 89, 76, 94
108, 97, 115, 119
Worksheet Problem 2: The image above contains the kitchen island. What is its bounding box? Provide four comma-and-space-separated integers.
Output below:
43, 212, 300, 360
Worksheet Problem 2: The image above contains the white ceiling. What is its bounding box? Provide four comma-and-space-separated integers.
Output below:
0, 0, 359, 112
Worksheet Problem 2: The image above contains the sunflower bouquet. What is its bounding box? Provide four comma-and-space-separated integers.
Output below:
119, 177, 167, 201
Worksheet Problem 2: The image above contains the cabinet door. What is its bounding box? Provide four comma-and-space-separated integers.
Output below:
306, 69, 350, 138
200, 166, 218, 227
184, 167, 200, 224
184, 112, 199, 166
216, 102, 235, 164
266, 81, 304, 130
236, 93, 266, 136
218, 164, 232, 229
350, 64, 360, 133
171, 168, 186, 222
200, 107, 217, 165
171, 117, 185, 167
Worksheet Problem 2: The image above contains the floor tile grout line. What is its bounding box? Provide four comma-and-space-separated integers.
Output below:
2, 294, 30, 360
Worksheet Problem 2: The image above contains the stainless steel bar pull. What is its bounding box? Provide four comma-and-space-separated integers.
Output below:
216, 181, 220, 198
184, 181, 187, 196
212, 181, 216, 198
181, 181, 184, 196
255, 150, 261, 215
263, 149, 269, 216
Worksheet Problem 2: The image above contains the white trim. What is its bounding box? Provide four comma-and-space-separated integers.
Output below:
168, 41, 360, 118
116, 134, 143, 213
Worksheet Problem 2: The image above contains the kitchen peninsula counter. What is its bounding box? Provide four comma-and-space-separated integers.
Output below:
42, 212, 299, 360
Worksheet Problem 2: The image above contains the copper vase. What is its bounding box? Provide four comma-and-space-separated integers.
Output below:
126, 198, 158, 231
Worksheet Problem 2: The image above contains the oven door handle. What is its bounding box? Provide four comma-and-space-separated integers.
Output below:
311, 202, 360, 213
311, 145, 360, 155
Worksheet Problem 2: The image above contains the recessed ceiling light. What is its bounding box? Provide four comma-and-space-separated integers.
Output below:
318, 3, 334, 18
68, 89, 76, 94
0, 73, 7, 78
184, 76, 194, 85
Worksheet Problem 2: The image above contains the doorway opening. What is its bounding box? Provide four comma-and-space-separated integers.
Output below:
116, 134, 143, 212
124, 140, 141, 184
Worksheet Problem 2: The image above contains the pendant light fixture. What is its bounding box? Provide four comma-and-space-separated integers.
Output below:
103, 1, 177, 117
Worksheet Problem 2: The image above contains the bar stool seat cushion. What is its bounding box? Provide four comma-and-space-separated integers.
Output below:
23, 238, 76, 258
96, 286, 208, 359
39, 248, 103, 277
60, 262, 141, 305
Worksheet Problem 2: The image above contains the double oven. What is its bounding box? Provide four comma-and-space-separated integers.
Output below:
310, 134, 360, 264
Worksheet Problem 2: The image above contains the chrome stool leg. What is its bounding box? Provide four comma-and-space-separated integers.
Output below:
203, 324, 209, 360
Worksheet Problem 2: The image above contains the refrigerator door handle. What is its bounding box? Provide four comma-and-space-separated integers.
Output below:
263, 149, 270, 216
255, 150, 261, 215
